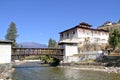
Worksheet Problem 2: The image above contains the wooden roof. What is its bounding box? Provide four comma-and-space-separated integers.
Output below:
0, 40, 13, 44
80, 22, 92, 27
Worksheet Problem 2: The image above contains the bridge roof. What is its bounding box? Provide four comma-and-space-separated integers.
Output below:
12, 48, 64, 50
0, 40, 13, 44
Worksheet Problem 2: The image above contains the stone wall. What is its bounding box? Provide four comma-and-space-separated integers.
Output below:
0, 63, 12, 80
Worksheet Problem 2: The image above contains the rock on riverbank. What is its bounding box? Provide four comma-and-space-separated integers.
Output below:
67, 66, 120, 73
0, 63, 14, 80
60, 63, 120, 73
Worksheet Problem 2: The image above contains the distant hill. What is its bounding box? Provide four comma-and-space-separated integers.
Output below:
97, 21, 120, 31
18, 42, 47, 48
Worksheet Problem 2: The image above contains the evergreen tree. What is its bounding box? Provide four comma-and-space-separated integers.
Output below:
48, 38, 57, 48
108, 29, 120, 50
5, 22, 19, 47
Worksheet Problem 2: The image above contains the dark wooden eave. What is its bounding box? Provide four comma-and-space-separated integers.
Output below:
0, 40, 13, 44
59, 25, 109, 34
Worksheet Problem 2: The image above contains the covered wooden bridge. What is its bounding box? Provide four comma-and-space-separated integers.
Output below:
12, 48, 64, 61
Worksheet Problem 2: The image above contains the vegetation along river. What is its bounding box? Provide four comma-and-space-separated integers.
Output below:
11, 61, 120, 80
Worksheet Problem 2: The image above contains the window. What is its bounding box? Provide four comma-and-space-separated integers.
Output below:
73, 31, 75, 34
61, 34, 63, 38
106, 32, 108, 35
102, 32, 104, 35
98, 32, 100, 35
67, 33, 69, 38
83, 30, 85, 33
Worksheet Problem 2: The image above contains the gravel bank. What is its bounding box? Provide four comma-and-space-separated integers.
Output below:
59, 65, 120, 73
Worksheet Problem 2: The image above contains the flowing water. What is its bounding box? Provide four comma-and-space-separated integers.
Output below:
12, 62, 120, 80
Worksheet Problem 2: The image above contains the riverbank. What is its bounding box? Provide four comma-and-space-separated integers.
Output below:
59, 64, 120, 73
0, 63, 14, 80
12, 60, 50, 68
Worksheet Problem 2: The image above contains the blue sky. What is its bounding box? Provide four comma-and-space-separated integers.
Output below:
0, 0, 120, 45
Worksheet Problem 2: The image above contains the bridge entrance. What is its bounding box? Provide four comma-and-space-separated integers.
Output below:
12, 48, 64, 61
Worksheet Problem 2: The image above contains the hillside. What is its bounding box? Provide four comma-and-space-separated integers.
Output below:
97, 21, 120, 31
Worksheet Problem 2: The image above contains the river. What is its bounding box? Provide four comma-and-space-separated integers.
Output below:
11, 61, 120, 80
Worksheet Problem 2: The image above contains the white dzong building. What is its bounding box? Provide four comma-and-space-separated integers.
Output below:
59, 22, 109, 62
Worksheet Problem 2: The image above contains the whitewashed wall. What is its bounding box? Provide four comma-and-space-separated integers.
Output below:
61, 44, 78, 62
65, 44, 78, 56
0, 44, 11, 63
60, 28, 109, 45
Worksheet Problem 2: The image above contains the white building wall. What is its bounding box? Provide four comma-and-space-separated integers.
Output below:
61, 44, 78, 62
65, 44, 78, 56
0, 44, 11, 63
77, 29, 109, 44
